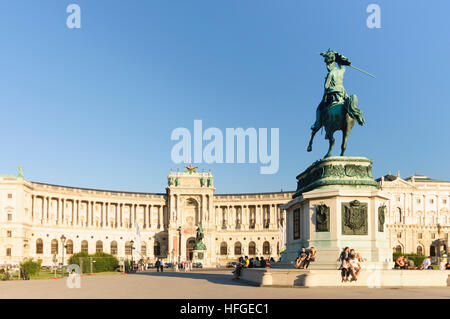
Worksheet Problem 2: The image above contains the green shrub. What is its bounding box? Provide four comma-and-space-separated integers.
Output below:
68, 252, 119, 273
20, 258, 42, 276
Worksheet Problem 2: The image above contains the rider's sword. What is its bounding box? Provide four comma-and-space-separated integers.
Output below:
348, 64, 376, 78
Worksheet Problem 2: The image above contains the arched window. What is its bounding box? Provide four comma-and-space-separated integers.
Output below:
220, 242, 227, 255
141, 242, 147, 256
395, 208, 402, 224
96, 240, 103, 253
66, 240, 73, 255
51, 239, 58, 255
430, 245, 436, 257
417, 245, 423, 255
125, 241, 132, 255
81, 240, 88, 253
263, 241, 270, 255
154, 241, 160, 257
394, 245, 402, 253
234, 242, 242, 255
249, 242, 256, 255
6, 248, 11, 256
110, 241, 118, 255
36, 239, 43, 254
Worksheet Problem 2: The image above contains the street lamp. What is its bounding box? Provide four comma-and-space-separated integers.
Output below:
60, 235, 66, 277
130, 240, 135, 272
177, 227, 182, 263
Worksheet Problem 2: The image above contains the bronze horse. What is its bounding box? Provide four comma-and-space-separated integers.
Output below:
307, 95, 364, 158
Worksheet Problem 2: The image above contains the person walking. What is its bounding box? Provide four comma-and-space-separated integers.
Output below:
160, 259, 164, 272
155, 259, 160, 272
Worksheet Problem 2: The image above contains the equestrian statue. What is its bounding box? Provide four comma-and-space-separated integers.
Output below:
307, 49, 374, 158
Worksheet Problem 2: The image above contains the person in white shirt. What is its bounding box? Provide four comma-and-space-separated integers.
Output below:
349, 256, 361, 281
420, 256, 432, 270
439, 255, 447, 270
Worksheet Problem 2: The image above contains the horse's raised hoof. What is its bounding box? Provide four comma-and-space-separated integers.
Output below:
307, 145, 312, 152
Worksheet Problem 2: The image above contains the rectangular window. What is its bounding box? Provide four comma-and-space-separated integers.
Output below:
6, 231, 12, 237
293, 209, 300, 240
431, 233, 436, 239
416, 199, 421, 204
7, 214, 12, 221
7, 194, 12, 199
397, 232, 402, 238
418, 233, 423, 239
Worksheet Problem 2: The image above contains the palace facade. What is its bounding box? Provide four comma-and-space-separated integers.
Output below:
379, 173, 450, 257
0, 169, 291, 266
0, 168, 448, 266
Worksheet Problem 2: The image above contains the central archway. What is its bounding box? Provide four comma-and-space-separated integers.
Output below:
186, 237, 196, 261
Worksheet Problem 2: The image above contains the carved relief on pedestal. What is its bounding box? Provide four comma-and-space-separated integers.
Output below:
342, 200, 368, 235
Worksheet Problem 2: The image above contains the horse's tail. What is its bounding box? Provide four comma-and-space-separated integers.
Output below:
345, 94, 365, 126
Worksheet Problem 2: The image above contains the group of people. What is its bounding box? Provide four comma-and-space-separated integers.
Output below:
394, 255, 417, 269
155, 258, 165, 272
394, 254, 450, 270
294, 247, 316, 269
239, 256, 275, 268
174, 261, 193, 272
339, 247, 363, 282
232, 256, 276, 279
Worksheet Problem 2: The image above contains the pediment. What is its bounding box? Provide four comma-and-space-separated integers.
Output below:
381, 178, 415, 190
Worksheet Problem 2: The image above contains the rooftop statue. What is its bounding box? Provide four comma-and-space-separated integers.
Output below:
307, 49, 373, 158
16, 167, 24, 178
184, 162, 198, 174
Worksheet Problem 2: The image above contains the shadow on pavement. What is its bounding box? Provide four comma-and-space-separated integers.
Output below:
131, 270, 250, 287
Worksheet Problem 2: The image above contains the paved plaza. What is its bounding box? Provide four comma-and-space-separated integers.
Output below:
0, 270, 449, 299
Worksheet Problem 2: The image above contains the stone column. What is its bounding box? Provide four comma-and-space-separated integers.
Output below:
115, 204, 118, 228
100, 202, 104, 227
41, 196, 45, 224
46, 197, 50, 223
31, 195, 35, 222
120, 203, 123, 227
76, 200, 80, 225
56, 198, 61, 225
158, 206, 163, 229
62, 198, 66, 224
270, 204, 276, 229
70, 200, 74, 226
85, 201, 89, 227
257, 205, 261, 229
105, 202, 109, 227
144, 204, 148, 228
149, 204, 154, 229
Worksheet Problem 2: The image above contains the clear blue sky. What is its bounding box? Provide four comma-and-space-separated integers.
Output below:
0, 0, 449, 193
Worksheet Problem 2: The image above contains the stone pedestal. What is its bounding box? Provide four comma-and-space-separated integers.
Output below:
281, 156, 393, 269
192, 249, 206, 264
